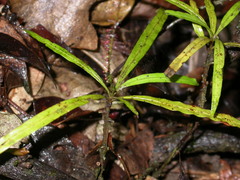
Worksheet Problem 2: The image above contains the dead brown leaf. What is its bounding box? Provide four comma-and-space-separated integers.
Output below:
91, 0, 135, 26
0, 16, 49, 112
36, 66, 99, 100
131, 2, 157, 18
0, 17, 51, 77
0, 111, 29, 148
69, 131, 95, 155
118, 128, 154, 175
82, 44, 125, 74
10, 0, 98, 50
219, 160, 233, 180
8, 67, 45, 112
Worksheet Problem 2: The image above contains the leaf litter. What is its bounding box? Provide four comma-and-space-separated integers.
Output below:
0, 0, 240, 179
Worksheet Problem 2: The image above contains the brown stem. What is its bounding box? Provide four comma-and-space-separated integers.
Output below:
98, 97, 112, 179
197, 46, 214, 108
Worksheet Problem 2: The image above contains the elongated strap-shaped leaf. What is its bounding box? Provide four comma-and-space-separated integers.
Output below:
115, 8, 168, 90
166, 0, 194, 14
118, 73, 199, 90
26, 30, 109, 94
215, 2, 240, 36
122, 95, 240, 128
164, 37, 210, 77
224, 42, 240, 48
204, 0, 217, 35
211, 39, 225, 117
189, 0, 205, 37
118, 98, 139, 116
165, 0, 206, 23
0, 94, 104, 154
165, 10, 209, 30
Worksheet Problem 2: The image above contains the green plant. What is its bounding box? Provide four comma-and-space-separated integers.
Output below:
164, 0, 240, 116
0, 0, 240, 176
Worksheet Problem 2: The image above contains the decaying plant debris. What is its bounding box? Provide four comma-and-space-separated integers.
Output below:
9, 0, 98, 50
0, 0, 240, 179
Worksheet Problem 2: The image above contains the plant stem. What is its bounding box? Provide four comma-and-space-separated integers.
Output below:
197, 46, 214, 108
98, 23, 118, 179
102, 24, 118, 84
98, 96, 112, 179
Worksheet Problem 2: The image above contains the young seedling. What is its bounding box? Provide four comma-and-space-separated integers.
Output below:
0, 3, 240, 179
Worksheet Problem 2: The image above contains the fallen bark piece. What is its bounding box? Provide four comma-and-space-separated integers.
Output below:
151, 129, 240, 164
0, 155, 77, 180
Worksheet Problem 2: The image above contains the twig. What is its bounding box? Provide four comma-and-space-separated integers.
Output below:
152, 122, 199, 178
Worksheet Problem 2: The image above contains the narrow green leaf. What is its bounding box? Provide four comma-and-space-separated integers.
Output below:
118, 73, 199, 90
211, 39, 225, 117
215, 2, 240, 35
165, 10, 208, 30
192, 23, 205, 37
224, 42, 240, 48
115, 8, 168, 90
0, 94, 104, 154
189, 0, 205, 37
165, 0, 194, 14
122, 95, 240, 128
165, 0, 205, 22
164, 37, 210, 77
166, 0, 211, 30
26, 30, 109, 94
118, 98, 139, 116
204, 0, 217, 34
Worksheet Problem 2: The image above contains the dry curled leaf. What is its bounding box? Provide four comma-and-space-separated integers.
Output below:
9, 67, 45, 112
0, 17, 50, 93
0, 17, 50, 75
10, 0, 98, 50
91, 0, 135, 26
0, 16, 49, 112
